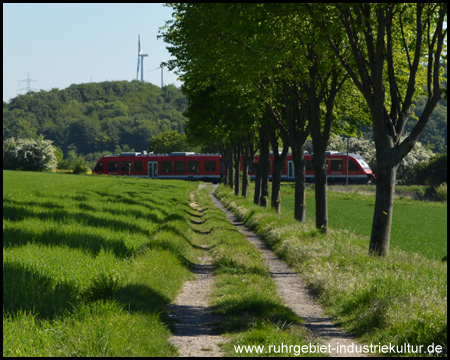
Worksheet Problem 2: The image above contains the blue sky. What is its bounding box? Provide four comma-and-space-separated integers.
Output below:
3, 3, 182, 103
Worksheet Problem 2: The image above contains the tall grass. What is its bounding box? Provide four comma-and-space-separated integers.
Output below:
3, 171, 200, 356
216, 184, 447, 357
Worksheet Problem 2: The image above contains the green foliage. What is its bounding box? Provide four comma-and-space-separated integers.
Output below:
409, 154, 447, 185
72, 157, 90, 174
149, 130, 191, 154
3, 137, 57, 171
3, 81, 188, 160
434, 183, 447, 202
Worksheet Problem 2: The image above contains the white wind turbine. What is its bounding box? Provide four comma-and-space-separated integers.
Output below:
136, 34, 148, 82
149, 53, 170, 88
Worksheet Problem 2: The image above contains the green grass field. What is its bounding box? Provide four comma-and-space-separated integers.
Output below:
4, 171, 323, 357
280, 184, 447, 260
3, 170, 199, 356
3, 171, 447, 356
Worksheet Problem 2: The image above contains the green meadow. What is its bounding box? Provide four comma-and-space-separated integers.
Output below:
280, 184, 447, 261
3, 171, 447, 357
3, 170, 199, 356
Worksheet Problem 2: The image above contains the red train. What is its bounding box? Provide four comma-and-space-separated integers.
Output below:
92, 151, 374, 184
92, 152, 222, 183
249, 151, 374, 184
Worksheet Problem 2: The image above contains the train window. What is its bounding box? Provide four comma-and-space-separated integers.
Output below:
161, 161, 172, 173
94, 162, 103, 172
121, 162, 130, 172
134, 161, 142, 172
353, 155, 371, 170
188, 161, 200, 173
349, 161, 360, 171
108, 161, 119, 172
205, 161, 217, 172
174, 161, 186, 173
330, 159, 343, 171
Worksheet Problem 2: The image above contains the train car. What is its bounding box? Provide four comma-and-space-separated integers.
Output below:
92, 152, 222, 183
249, 151, 374, 184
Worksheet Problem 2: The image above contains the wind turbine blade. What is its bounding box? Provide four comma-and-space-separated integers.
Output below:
136, 34, 141, 80
138, 34, 141, 55
137, 56, 140, 80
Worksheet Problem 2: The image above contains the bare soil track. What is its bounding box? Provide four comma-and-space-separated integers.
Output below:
169, 184, 367, 357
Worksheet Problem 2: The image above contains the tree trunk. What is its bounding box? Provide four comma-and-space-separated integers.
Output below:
259, 123, 270, 208
234, 143, 240, 196
270, 134, 289, 214
312, 150, 328, 234
253, 161, 261, 205
369, 150, 398, 256
227, 147, 233, 189
270, 154, 286, 213
291, 143, 306, 221
241, 140, 249, 198
222, 148, 228, 186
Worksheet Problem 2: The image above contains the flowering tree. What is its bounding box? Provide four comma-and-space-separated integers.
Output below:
3, 137, 57, 171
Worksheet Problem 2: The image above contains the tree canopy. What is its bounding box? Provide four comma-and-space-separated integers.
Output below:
3, 81, 188, 159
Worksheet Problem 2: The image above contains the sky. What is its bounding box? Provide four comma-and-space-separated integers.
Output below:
3, 3, 182, 103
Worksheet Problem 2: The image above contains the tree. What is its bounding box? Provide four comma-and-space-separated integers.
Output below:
316, 3, 447, 255
149, 130, 189, 154
161, 4, 266, 200
3, 137, 57, 171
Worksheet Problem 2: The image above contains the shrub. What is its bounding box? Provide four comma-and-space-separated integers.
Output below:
434, 183, 447, 202
72, 157, 90, 174
410, 154, 447, 185
3, 137, 57, 171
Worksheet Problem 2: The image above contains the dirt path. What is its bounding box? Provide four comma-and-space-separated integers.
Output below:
208, 185, 367, 358
168, 186, 228, 357
169, 184, 367, 357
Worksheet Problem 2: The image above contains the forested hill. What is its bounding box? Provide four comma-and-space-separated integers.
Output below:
3, 81, 188, 157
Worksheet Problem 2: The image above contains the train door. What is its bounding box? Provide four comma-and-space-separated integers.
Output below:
287, 161, 295, 180
148, 161, 158, 178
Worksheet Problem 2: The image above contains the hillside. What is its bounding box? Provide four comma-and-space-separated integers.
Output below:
3, 81, 188, 158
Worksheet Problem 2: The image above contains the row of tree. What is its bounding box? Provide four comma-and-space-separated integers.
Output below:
160, 3, 447, 256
